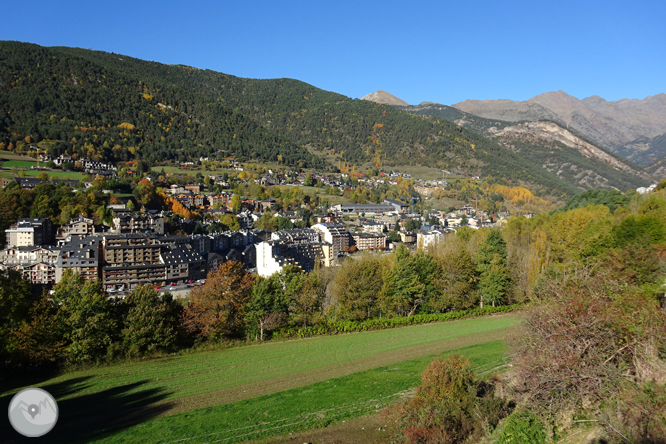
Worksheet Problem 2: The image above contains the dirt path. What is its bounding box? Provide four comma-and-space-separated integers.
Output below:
161, 325, 516, 415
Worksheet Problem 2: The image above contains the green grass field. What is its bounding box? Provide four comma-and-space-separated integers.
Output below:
1, 160, 38, 168
92, 341, 509, 444
157, 165, 235, 176
0, 169, 86, 180
1, 314, 519, 444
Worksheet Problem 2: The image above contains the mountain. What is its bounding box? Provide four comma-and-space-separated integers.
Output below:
360, 90, 410, 106
399, 102, 651, 191
452, 91, 666, 169
0, 42, 650, 195
0, 41, 328, 169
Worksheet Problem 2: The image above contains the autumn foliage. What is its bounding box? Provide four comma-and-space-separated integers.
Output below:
159, 191, 198, 219
385, 355, 511, 444
182, 261, 255, 339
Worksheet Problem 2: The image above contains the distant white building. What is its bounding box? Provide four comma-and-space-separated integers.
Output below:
416, 226, 452, 250
255, 241, 292, 277
637, 184, 658, 194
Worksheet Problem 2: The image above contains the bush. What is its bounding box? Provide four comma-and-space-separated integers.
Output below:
385, 355, 512, 444
600, 381, 666, 443
496, 412, 546, 444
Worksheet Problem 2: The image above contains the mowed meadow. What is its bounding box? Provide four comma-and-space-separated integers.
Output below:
1, 314, 519, 444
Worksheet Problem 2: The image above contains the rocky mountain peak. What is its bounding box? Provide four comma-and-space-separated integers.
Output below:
360, 90, 410, 106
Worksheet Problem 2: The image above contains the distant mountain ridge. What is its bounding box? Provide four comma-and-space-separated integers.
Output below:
397, 101, 651, 190
452, 91, 666, 168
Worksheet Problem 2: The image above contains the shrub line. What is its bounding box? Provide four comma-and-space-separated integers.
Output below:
273, 304, 523, 340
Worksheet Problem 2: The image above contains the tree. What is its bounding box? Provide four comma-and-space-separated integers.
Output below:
12, 292, 66, 364
0, 271, 33, 361
429, 248, 479, 312
60, 279, 116, 363
230, 194, 242, 214
476, 230, 511, 307
95, 205, 113, 225
387, 229, 400, 243
182, 261, 255, 339
276, 216, 293, 231
193, 221, 205, 234
245, 276, 289, 340
333, 254, 388, 320
404, 218, 421, 232
288, 270, 326, 327
122, 285, 180, 356
254, 212, 278, 231
219, 213, 241, 231
383, 245, 426, 317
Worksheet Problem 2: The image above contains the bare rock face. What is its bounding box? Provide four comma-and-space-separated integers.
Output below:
453, 92, 666, 152
361, 90, 410, 107
490, 121, 650, 181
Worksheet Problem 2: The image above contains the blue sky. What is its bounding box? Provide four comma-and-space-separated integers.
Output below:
2, 0, 664, 105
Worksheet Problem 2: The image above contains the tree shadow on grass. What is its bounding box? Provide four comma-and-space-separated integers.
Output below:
2, 376, 174, 443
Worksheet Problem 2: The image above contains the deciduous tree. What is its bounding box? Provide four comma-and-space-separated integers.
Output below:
182, 261, 255, 339
122, 285, 180, 356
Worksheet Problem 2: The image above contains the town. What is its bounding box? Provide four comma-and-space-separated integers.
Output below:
1, 158, 512, 294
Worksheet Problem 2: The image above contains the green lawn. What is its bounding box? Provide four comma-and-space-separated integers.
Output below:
1, 159, 38, 168
157, 165, 235, 176
2, 315, 518, 402
1, 315, 519, 444
88, 341, 508, 444
0, 169, 86, 180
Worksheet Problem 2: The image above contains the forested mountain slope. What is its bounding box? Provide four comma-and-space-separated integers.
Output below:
0, 42, 648, 195
0, 42, 325, 168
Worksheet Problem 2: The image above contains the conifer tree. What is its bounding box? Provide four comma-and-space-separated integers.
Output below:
476, 230, 511, 307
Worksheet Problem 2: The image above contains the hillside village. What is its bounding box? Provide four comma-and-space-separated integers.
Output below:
0, 158, 509, 294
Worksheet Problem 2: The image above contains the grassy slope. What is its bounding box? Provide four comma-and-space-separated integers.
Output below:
2, 315, 519, 444
2, 315, 518, 401
95, 341, 510, 444
1, 160, 38, 167
0, 169, 86, 180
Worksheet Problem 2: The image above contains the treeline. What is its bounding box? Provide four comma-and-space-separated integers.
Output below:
0, 271, 183, 367
1, 42, 607, 196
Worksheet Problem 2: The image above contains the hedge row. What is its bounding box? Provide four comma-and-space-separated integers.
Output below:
273, 304, 522, 340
